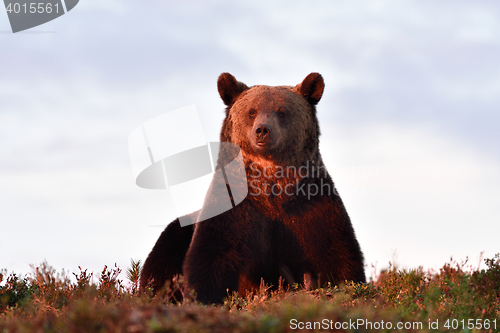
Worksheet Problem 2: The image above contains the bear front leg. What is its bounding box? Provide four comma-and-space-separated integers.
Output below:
183, 225, 245, 305
140, 219, 194, 293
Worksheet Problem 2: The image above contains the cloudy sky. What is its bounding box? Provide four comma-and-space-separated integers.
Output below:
1, 0, 499, 281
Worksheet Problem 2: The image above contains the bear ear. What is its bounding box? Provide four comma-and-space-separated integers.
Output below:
217, 73, 249, 106
296, 73, 325, 105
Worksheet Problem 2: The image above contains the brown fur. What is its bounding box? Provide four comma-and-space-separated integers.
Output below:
140, 73, 365, 304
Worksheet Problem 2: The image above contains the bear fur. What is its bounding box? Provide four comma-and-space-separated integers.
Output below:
140, 73, 366, 304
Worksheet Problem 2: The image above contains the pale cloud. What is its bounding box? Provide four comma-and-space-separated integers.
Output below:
321, 121, 500, 270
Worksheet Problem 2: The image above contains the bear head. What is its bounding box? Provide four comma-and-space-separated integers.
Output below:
217, 73, 325, 168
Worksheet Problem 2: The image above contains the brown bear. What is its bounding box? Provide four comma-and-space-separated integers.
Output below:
140, 73, 366, 304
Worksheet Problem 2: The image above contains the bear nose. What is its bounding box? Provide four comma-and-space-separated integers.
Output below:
255, 124, 272, 138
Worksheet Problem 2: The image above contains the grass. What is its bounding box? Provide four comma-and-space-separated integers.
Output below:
1, 255, 499, 332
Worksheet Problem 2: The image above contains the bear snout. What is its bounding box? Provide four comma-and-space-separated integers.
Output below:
254, 123, 278, 149
255, 123, 272, 141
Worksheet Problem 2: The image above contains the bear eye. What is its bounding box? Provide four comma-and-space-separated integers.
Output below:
277, 108, 286, 118
249, 108, 257, 118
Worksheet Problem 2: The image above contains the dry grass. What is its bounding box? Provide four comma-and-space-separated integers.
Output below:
1, 255, 499, 332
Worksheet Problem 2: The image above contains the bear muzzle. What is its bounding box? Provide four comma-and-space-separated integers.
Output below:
254, 123, 281, 151
255, 123, 272, 145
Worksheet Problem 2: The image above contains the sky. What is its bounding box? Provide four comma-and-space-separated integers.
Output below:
1, 0, 499, 282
